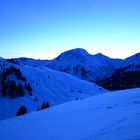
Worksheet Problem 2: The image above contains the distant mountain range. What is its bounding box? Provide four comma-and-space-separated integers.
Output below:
9, 48, 140, 82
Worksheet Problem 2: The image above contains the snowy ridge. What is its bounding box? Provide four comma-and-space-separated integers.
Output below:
0, 88, 140, 140
9, 57, 49, 67
119, 53, 140, 71
120, 53, 140, 67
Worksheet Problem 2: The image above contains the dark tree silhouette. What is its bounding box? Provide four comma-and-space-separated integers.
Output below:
16, 106, 27, 116
81, 66, 87, 79
1, 80, 8, 97
25, 83, 32, 92
1, 70, 7, 80
34, 97, 38, 102
8, 80, 16, 98
16, 84, 24, 97
41, 102, 50, 110
97, 69, 140, 90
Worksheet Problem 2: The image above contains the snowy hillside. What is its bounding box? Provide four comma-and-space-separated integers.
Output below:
0, 88, 140, 140
0, 60, 106, 120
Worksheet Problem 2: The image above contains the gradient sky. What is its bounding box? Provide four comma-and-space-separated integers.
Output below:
0, 0, 140, 59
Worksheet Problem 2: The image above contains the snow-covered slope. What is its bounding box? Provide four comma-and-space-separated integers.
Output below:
0, 88, 139, 140
0, 60, 106, 120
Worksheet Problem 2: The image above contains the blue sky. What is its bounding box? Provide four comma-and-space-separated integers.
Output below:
0, 0, 140, 59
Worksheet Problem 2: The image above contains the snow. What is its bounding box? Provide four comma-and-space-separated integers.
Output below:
0, 88, 140, 140
0, 59, 106, 120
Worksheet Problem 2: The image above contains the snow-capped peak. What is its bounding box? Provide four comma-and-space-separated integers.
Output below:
92, 53, 111, 60
56, 48, 90, 60
63, 48, 89, 56
93, 53, 104, 57
45, 48, 122, 82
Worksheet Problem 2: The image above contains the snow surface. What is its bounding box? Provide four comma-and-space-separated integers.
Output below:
0, 60, 106, 120
0, 88, 140, 140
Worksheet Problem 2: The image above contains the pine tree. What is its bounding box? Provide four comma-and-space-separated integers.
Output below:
1, 80, 8, 97
41, 102, 49, 110
16, 84, 24, 97
16, 106, 27, 116
8, 80, 16, 98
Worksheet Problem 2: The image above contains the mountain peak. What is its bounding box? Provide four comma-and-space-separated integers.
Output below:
57, 48, 90, 60
64, 48, 88, 55
93, 53, 109, 59
94, 53, 104, 57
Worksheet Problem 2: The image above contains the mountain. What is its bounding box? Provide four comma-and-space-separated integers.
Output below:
97, 53, 140, 90
120, 53, 140, 67
7, 49, 140, 90
45, 48, 123, 82
0, 88, 139, 140
9, 48, 123, 82
0, 59, 106, 120
10, 49, 140, 83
